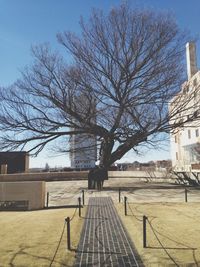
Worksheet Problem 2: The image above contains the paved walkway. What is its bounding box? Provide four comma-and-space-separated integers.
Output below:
74, 197, 143, 267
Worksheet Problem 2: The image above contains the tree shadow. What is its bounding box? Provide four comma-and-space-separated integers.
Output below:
147, 246, 197, 250
8, 244, 70, 267
102, 184, 187, 191
45, 204, 80, 210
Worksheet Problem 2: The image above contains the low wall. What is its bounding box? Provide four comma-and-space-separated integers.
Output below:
0, 171, 89, 182
0, 181, 45, 210
108, 171, 166, 178
108, 171, 175, 182
0, 170, 174, 182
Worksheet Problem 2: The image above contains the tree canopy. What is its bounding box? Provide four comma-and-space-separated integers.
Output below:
0, 3, 194, 168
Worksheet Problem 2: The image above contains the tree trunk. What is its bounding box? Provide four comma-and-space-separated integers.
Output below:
99, 137, 114, 169
88, 137, 114, 190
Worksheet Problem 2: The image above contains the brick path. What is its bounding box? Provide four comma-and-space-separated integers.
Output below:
74, 197, 143, 267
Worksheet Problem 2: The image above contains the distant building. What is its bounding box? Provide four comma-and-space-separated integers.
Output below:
70, 133, 97, 170
69, 92, 97, 170
170, 42, 200, 171
117, 160, 171, 171
155, 160, 172, 171
0, 151, 29, 174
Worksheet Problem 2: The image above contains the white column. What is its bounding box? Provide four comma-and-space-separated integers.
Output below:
186, 42, 198, 80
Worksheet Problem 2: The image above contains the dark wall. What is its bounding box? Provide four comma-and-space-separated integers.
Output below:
0, 152, 29, 174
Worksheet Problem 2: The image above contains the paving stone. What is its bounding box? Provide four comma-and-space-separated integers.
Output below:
74, 197, 143, 267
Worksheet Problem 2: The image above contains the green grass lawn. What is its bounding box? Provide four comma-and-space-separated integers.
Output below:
0, 207, 85, 267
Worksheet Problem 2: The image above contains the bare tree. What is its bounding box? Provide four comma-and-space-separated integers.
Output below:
0, 3, 197, 175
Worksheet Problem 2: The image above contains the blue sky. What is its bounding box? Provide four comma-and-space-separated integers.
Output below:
0, 0, 200, 168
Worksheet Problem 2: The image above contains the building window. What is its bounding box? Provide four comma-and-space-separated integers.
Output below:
176, 152, 179, 160
196, 129, 199, 137
193, 78, 197, 86
188, 129, 191, 139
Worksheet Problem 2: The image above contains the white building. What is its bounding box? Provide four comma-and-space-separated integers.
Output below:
69, 91, 97, 170
170, 42, 200, 171
70, 133, 97, 170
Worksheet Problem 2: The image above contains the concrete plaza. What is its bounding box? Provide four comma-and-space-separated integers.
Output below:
46, 178, 200, 207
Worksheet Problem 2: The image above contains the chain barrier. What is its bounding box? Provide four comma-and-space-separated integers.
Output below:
124, 198, 187, 266
125, 195, 194, 265
70, 199, 79, 222
127, 201, 143, 222
146, 217, 180, 267
49, 221, 66, 267
119, 187, 200, 204
118, 188, 127, 203
49, 196, 83, 265
148, 221, 193, 249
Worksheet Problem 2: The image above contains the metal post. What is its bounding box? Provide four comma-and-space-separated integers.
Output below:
124, 196, 127, 216
143, 215, 147, 248
185, 188, 188, 202
78, 197, 81, 217
65, 217, 71, 250
46, 192, 49, 208
82, 190, 85, 206
119, 188, 121, 203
